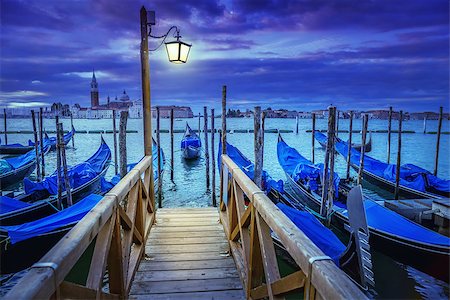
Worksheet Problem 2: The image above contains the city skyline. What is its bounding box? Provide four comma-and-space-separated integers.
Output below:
0, 0, 449, 112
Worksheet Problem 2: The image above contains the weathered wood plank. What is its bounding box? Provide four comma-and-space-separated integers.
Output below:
130, 289, 245, 300
130, 278, 242, 295
146, 243, 229, 254
150, 225, 224, 232
147, 236, 227, 245
143, 252, 232, 262
138, 258, 236, 271
134, 267, 239, 282
149, 231, 226, 239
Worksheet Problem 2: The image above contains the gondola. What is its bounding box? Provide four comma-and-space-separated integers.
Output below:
29, 126, 75, 151
0, 143, 34, 155
0, 146, 50, 190
315, 131, 449, 199
278, 134, 450, 282
0, 193, 103, 274
352, 132, 372, 153
181, 123, 201, 159
220, 141, 374, 289
0, 137, 111, 226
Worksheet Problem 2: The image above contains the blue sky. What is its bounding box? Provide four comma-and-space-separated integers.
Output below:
0, 0, 449, 113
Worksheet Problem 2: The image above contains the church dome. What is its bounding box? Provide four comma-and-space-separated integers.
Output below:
119, 90, 130, 102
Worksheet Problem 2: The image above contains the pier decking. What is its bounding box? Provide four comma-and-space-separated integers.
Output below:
129, 207, 245, 299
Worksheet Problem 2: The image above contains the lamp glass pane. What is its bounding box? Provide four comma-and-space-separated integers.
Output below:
179, 43, 191, 63
165, 42, 180, 62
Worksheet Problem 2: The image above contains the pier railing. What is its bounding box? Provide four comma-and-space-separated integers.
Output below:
219, 155, 367, 300
6, 155, 155, 299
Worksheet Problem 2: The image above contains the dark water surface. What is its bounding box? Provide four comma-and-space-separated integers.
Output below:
1, 117, 449, 298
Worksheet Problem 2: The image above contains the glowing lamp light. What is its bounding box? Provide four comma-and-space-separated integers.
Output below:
165, 38, 191, 64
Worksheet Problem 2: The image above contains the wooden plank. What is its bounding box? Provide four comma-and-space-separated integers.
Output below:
149, 230, 226, 239
134, 267, 239, 282
130, 290, 245, 300
147, 236, 228, 245
130, 278, 242, 295
150, 225, 224, 233
143, 252, 232, 262
60, 281, 119, 300
146, 243, 229, 254
138, 258, 236, 271
155, 220, 220, 227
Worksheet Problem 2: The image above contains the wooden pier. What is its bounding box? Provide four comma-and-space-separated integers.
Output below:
5, 152, 367, 300
129, 208, 245, 299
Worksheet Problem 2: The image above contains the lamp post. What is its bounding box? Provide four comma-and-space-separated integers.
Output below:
139, 6, 191, 204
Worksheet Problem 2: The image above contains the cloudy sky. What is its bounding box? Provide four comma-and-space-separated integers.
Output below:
0, 0, 448, 113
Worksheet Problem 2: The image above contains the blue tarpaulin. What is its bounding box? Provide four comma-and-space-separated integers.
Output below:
277, 138, 340, 198
276, 202, 345, 265
1, 194, 103, 244
0, 196, 31, 214
0, 145, 49, 174
24, 140, 110, 195
218, 141, 284, 193
317, 131, 450, 195
285, 133, 450, 248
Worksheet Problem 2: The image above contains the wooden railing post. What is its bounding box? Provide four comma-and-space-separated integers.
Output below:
211, 108, 216, 206
204, 106, 210, 190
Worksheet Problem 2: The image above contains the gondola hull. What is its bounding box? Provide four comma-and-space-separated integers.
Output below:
350, 163, 444, 199
0, 226, 71, 274
182, 146, 201, 159
283, 173, 450, 282
0, 146, 34, 155
0, 162, 36, 190
0, 167, 108, 226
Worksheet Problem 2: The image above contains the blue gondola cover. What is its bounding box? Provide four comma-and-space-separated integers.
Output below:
0, 196, 31, 214
24, 140, 110, 195
1, 194, 103, 244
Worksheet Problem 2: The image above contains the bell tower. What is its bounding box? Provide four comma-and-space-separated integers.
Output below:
90, 70, 99, 108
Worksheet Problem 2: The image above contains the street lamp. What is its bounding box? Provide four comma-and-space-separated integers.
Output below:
139, 6, 191, 208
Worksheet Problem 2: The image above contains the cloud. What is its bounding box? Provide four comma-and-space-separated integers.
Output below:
0, 90, 48, 99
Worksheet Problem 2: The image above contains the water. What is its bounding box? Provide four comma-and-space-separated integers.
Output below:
1, 117, 449, 298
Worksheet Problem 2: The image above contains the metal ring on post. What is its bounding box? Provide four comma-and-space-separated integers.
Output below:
305, 256, 332, 299
251, 191, 265, 203
32, 262, 60, 299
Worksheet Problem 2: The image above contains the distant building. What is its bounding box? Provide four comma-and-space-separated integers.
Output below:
90, 71, 99, 107
151, 106, 194, 118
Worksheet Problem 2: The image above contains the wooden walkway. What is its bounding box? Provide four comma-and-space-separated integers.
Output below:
129, 207, 246, 299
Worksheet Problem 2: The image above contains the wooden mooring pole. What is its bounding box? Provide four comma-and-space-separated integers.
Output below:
211, 108, 216, 206
346, 111, 354, 180
220, 85, 227, 206
394, 111, 403, 200
327, 107, 336, 221
336, 110, 339, 137
311, 112, 316, 164
433, 106, 443, 176
434, 106, 443, 176
156, 106, 162, 208
320, 106, 335, 217
221, 86, 227, 155
39, 108, 45, 177
119, 111, 128, 179
170, 108, 174, 182
55, 116, 62, 210
254, 106, 263, 189
423, 114, 427, 134
358, 114, 369, 185
58, 123, 72, 206
112, 110, 118, 175
3, 108, 7, 144
387, 106, 393, 163
198, 112, 201, 134
70, 113, 74, 147
295, 114, 299, 134
31, 110, 41, 181
204, 106, 210, 190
